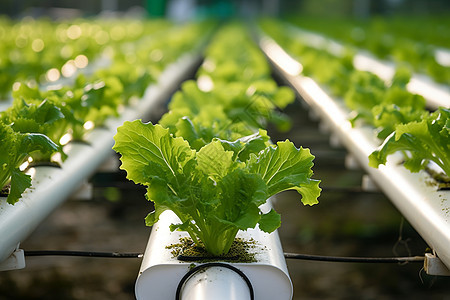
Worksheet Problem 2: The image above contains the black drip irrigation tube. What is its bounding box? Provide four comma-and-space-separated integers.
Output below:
283, 252, 425, 264
24, 250, 143, 258
174, 262, 255, 300
23, 250, 425, 264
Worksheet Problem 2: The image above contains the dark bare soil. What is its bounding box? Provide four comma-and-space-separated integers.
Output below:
1, 96, 449, 300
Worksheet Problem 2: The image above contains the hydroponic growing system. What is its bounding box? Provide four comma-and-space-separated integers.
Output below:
0, 15, 449, 299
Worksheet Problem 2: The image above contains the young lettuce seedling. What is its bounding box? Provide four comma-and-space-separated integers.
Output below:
369, 107, 450, 178
113, 119, 320, 256
0, 122, 59, 204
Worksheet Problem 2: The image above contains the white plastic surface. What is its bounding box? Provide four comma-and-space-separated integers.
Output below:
69, 180, 93, 201
135, 201, 293, 300
180, 266, 252, 300
344, 154, 361, 171
261, 37, 450, 269
435, 48, 450, 67
260, 37, 302, 76
353, 53, 450, 109
0, 52, 202, 265
361, 175, 380, 192
0, 248, 25, 271
425, 253, 450, 276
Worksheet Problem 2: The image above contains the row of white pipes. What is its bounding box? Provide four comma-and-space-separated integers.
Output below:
3, 26, 447, 299
0, 31, 295, 299
0, 52, 202, 267
259, 35, 450, 271
284, 24, 450, 109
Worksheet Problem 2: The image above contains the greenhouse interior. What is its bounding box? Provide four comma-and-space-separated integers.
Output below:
0, 0, 449, 299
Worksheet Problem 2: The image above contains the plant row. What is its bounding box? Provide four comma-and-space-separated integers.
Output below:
286, 15, 450, 84
113, 23, 322, 257
0, 17, 177, 99
0, 19, 209, 205
260, 19, 449, 181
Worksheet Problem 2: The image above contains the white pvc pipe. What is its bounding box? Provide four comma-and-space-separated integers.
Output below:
135, 201, 292, 300
180, 265, 252, 300
0, 52, 202, 265
353, 53, 450, 109
284, 25, 450, 109
260, 37, 450, 269
435, 48, 450, 67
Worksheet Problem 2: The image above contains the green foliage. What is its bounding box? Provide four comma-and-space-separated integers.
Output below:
372, 104, 427, 140
1, 84, 67, 161
369, 108, 450, 177
344, 70, 386, 124
198, 24, 271, 83
286, 15, 450, 83
0, 18, 210, 205
0, 17, 172, 99
113, 120, 320, 256
261, 18, 446, 179
0, 122, 59, 204
161, 79, 294, 142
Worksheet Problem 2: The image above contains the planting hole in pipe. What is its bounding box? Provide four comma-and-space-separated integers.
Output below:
169, 237, 260, 263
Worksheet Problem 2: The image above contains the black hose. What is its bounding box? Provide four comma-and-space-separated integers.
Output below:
175, 262, 254, 300
24, 250, 143, 258
284, 252, 424, 263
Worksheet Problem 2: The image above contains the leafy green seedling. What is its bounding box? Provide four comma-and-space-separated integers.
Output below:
113, 120, 320, 256
0, 122, 59, 204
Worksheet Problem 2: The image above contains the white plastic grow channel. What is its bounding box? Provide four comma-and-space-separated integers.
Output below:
135, 200, 292, 300
284, 25, 450, 109
435, 48, 450, 67
0, 51, 203, 268
259, 36, 450, 270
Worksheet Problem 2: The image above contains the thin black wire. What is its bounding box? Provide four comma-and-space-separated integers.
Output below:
24, 250, 143, 258
283, 252, 425, 263
23, 250, 425, 264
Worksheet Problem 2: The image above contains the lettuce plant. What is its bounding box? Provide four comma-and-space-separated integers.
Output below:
160, 80, 294, 141
0, 122, 59, 204
372, 103, 427, 140
43, 74, 124, 140
369, 107, 450, 177
113, 119, 320, 256
1, 87, 67, 162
